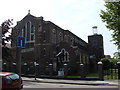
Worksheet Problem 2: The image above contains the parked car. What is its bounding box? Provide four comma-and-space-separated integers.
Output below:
0, 72, 23, 90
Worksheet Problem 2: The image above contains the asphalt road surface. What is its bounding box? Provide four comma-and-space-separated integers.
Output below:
23, 81, 118, 90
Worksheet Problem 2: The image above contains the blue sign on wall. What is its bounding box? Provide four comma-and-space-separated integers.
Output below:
17, 36, 25, 48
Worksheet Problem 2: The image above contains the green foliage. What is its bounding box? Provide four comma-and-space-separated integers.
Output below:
113, 52, 120, 60
100, 58, 111, 70
100, 2, 120, 49
1, 19, 13, 46
1, 19, 13, 61
110, 59, 118, 65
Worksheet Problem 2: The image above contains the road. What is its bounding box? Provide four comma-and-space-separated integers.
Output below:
23, 81, 118, 89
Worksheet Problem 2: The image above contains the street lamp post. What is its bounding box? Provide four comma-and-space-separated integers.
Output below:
34, 40, 36, 78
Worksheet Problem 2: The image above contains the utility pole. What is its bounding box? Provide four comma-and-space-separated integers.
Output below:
17, 36, 25, 78
34, 39, 37, 80
16, 47, 21, 78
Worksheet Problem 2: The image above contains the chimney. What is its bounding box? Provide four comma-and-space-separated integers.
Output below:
92, 26, 98, 35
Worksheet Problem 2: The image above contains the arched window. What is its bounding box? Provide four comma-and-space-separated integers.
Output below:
23, 26, 26, 38
71, 37, 74, 45
60, 49, 70, 62
22, 21, 35, 42
80, 54, 82, 63
26, 21, 31, 41
22, 29, 23, 37
52, 29, 56, 43
59, 32, 63, 42
61, 49, 65, 54
61, 49, 65, 62
43, 31, 46, 41
64, 35, 69, 43
31, 25, 35, 41
31, 34, 34, 41
66, 52, 70, 62
31, 25, 35, 33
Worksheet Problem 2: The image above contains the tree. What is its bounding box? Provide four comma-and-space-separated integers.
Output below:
113, 51, 120, 60
100, 2, 120, 49
110, 59, 118, 66
100, 58, 110, 70
1, 19, 13, 61
2, 19, 13, 46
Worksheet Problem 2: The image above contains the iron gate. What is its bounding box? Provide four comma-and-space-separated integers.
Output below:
103, 63, 118, 79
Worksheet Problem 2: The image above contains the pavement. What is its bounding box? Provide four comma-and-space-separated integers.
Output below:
22, 77, 119, 86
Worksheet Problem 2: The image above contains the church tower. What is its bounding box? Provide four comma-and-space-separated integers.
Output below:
88, 26, 104, 72
88, 26, 104, 62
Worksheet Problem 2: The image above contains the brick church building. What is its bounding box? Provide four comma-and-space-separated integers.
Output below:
10, 12, 104, 76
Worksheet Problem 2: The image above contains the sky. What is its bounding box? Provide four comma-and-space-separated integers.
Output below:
0, 0, 118, 57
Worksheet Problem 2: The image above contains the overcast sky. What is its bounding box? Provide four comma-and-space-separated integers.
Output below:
0, 0, 118, 57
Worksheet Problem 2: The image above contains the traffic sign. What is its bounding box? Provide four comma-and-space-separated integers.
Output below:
17, 36, 25, 48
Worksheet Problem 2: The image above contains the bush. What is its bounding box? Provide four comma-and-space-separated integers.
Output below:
100, 58, 110, 70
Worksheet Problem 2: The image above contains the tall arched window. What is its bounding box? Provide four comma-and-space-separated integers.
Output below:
23, 26, 26, 38
26, 21, 31, 41
31, 25, 35, 33
52, 29, 56, 43
61, 49, 65, 62
31, 25, 35, 41
22, 21, 35, 42
66, 52, 70, 62
43, 31, 46, 41
79, 54, 82, 63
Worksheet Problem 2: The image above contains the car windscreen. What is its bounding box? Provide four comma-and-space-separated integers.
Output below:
6, 74, 20, 80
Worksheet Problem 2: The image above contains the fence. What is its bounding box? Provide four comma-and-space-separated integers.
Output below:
103, 63, 119, 80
